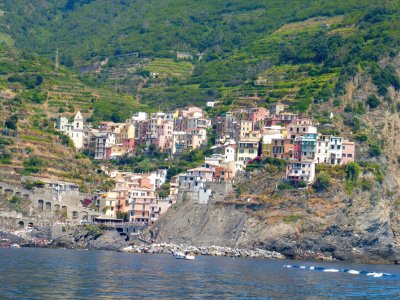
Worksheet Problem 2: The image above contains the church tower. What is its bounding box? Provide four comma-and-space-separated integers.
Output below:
72, 111, 84, 149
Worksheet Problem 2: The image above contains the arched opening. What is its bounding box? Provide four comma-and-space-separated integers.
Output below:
15, 192, 21, 196
72, 211, 78, 219
45, 202, 51, 211
23, 194, 29, 198
54, 204, 60, 211
38, 200, 44, 212
18, 221, 24, 228
28, 222, 34, 228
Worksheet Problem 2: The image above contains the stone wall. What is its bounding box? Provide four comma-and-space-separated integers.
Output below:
0, 182, 99, 222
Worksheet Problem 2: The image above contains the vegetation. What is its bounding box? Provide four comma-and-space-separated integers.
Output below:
1, 195, 30, 215
345, 162, 361, 182
1, 1, 399, 112
283, 214, 302, 223
313, 172, 331, 192
22, 180, 46, 190
22, 157, 46, 175
366, 95, 380, 109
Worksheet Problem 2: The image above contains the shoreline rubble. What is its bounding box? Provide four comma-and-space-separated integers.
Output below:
121, 243, 285, 259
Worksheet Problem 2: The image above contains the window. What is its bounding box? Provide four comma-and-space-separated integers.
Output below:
337, 146, 341, 149
347, 154, 353, 157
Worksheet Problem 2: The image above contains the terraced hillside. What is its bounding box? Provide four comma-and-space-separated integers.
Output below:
1, 1, 396, 110
0, 44, 140, 188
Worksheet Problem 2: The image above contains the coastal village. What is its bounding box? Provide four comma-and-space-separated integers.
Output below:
53, 103, 355, 225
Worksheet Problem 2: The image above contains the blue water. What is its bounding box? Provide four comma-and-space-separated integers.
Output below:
0, 248, 399, 299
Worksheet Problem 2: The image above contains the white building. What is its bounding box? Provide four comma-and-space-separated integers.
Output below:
316, 135, 330, 164
286, 159, 317, 184
172, 131, 187, 155
148, 169, 168, 190
94, 132, 116, 160
328, 137, 343, 165
130, 112, 148, 122
55, 111, 84, 149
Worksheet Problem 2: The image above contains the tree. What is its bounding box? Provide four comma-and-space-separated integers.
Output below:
313, 172, 331, 192
345, 162, 361, 182
5, 115, 18, 130
366, 95, 380, 109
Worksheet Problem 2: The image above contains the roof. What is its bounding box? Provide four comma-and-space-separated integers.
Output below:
188, 167, 213, 172
74, 111, 83, 120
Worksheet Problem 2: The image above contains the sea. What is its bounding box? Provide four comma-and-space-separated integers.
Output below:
0, 248, 398, 299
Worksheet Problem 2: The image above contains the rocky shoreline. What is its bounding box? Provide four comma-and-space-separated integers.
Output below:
121, 243, 285, 260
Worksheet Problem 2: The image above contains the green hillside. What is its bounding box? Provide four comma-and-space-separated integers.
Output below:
2, 0, 400, 111
0, 42, 142, 188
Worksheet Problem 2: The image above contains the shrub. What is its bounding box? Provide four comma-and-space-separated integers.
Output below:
5, 115, 18, 130
333, 98, 342, 107
22, 157, 45, 174
355, 132, 368, 142
360, 178, 373, 191
297, 181, 307, 188
278, 182, 293, 191
0, 151, 12, 164
344, 104, 353, 112
22, 180, 45, 190
366, 95, 380, 109
313, 172, 331, 192
368, 141, 381, 157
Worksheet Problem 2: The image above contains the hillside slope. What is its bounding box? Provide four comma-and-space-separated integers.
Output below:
2, 1, 400, 109
0, 45, 142, 188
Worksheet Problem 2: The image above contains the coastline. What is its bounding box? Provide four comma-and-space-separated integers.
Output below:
1, 227, 398, 265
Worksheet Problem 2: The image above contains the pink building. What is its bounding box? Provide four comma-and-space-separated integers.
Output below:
266, 113, 299, 126
250, 107, 269, 123
294, 138, 302, 161
342, 140, 355, 165
156, 120, 174, 151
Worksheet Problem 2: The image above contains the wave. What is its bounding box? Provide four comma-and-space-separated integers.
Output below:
283, 265, 394, 278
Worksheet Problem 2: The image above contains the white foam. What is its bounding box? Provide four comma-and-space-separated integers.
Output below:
323, 269, 339, 272
347, 270, 360, 274
284, 265, 292, 268
300, 266, 306, 269
309, 266, 315, 270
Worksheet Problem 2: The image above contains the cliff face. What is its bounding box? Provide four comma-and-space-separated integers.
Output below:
150, 177, 399, 263
151, 63, 400, 263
